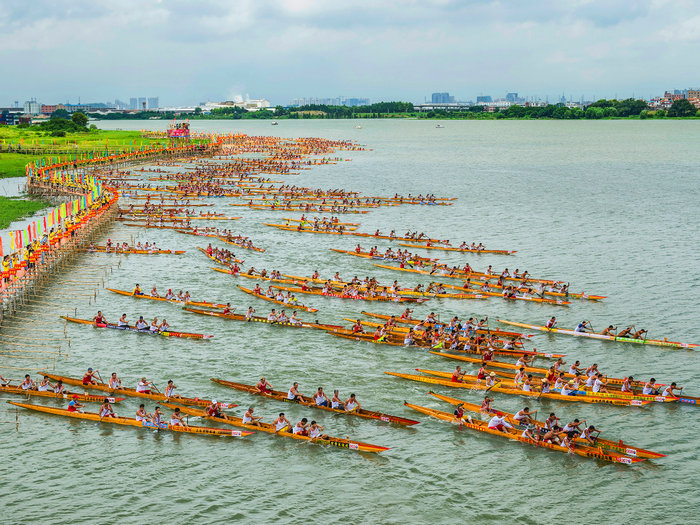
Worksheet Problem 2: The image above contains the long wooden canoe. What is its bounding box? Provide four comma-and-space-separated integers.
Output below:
9, 402, 253, 438
385, 371, 650, 407
403, 402, 644, 464
397, 243, 516, 255
60, 316, 213, 340
237, 285, 318, 312
427, 392, 665, 459
106, 288, 229, 309
0, 385, 125, 403
41, 373, 237, 408
497, 320, 698, 349
159, 402, 389, 453
182, 307, 342, 331
210, 378, 419, 425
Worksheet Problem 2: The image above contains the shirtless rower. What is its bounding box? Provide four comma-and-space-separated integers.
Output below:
600, 325, 617, 336
632, 328, 648, 340
617, 326, 634, 338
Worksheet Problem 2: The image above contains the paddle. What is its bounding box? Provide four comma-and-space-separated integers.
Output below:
485, 380, 501, 393
95, 371, 105, 384
151, 382, 162, 394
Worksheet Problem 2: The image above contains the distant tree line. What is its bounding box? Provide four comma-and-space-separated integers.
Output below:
86, 98, 697, 121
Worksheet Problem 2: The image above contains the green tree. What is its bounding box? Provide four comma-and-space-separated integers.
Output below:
603, 107, 618, 118
71, 112, 88, 127
194, 106, 202, 115
667, 99, 697, 117
585, 107, 604, 119
51, 109, 70, 120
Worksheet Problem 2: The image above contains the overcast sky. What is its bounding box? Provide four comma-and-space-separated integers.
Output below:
1, 0, 699, 106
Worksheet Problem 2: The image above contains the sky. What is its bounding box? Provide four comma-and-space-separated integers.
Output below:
1, 0, 699, 106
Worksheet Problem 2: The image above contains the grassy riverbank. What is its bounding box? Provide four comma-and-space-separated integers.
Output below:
0, 127, 170, 179
0, 196, 50, 229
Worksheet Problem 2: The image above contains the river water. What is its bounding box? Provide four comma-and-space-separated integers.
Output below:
2, 119, 698, 524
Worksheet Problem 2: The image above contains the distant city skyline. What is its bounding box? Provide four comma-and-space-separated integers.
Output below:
1, 2, 698, 107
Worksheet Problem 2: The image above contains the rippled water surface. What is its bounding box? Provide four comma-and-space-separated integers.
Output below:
2, 120, 699, 524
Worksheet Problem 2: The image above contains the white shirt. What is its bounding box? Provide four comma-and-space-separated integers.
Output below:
136, 381, 150, 393
487, 415, 512, 429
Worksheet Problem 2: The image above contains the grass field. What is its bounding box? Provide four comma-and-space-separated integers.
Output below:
0, 128, 171, 179
0, 196, 50, 230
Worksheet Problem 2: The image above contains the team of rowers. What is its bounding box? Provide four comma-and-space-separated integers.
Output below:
354, 245, 435, 263
546, 317, 649, 339
132, 284, 191, 302
243, 306, 305, 325
204, 244, 242, 265
251, 284, 303, 306
100, 240, 165, 253
448, 360, 683, 398
454, 395, 602, 451
92, 310, 171, 332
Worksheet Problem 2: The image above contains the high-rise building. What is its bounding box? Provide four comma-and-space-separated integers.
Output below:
129, 97, 137, 110
147, 97, 159, 109
23, 99, 41, 115
476, 95, 492, 104
505, 93, 518, 102
431, 92, 452, 103
138, 97, 147, 111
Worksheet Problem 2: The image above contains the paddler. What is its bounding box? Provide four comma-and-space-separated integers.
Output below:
255, 377, 272, 394
662, 382, 683, 398
617, 326, 634, 338
135, 316, 148, 330
67, 395, 84, 413
344, 393, 361, 413
245, 307, 256, 321
545, 317, 556, 329
620, 376, 635, 394
516, 355, 534, 368
135, 404, 152, 422
159, 319, 170, 332
158, 380, 179, 399
117, 314, 129, 327
108, 372, 122, 390
152, 406, 164, 425
99, 398, 116, 419
600, 325, 617, 336
222, 303, 233, 315
82, 368, 100, 385
149, 318, 160, 332
37, 376, 52, 392
591, 374, 610, 393
632, 328, 648, 340
170, 407, 188, 427
92, 310, 107, 326
132, 284, 143, 296
287, 382, 303, 402
20, 374, 37, 391
451, 366, 466, 383
480, 396, 493, 414
452, 403, 466, 425
487, 412, 513, 433
165, 289, 175, 300
562, 419, 584, 437
574, 320, 592, 333
521, 424, 540, 442
292, 418, 309, 436
136, 377, 154, 394
149, 286, 160, 298
485, 372, 498, 388
559, 381, 577, 396
568, 361, 585, 375
314, 387, 330, 407
331, 390, 344, 409
308, 421, 329, 440
579, 424, 598, 445
513, 407, 537, 425
206, 399, 223, 418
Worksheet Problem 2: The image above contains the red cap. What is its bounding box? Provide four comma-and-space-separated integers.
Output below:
73, 395, 79, 399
